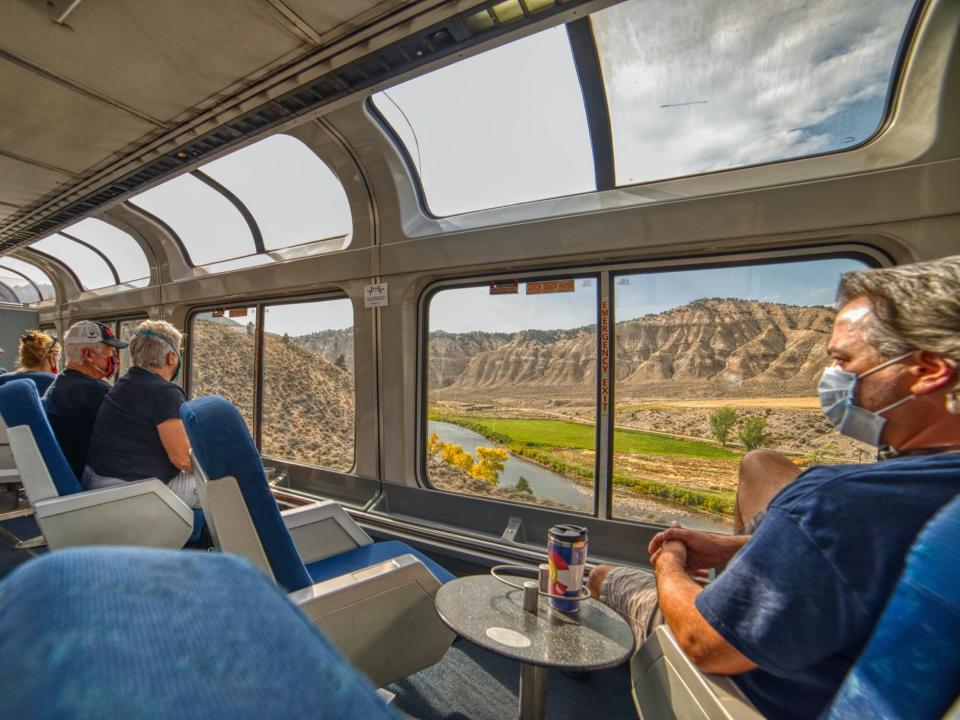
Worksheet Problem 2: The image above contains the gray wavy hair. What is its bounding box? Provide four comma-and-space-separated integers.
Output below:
129, 320, 182, 369
837, 255, 960, 363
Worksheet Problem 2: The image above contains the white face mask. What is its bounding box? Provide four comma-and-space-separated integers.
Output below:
817, 352, 915, 447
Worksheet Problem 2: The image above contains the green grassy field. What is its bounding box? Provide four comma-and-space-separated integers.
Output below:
429, 410, 738, 517
430, 413, 740, 461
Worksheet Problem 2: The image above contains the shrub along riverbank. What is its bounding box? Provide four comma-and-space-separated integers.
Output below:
429, 411, 737, 517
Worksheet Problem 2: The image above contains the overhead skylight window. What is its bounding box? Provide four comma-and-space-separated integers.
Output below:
31, 234, 115, 290
199, 135, 353, 251
0, 258, 54, 300
65, 218, 151, 285
371, 25, 595, 216
592, 0, 916, 186
128, 173, 256, 266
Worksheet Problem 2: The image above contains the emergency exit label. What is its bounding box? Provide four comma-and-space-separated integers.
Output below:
364, 282, 388, 308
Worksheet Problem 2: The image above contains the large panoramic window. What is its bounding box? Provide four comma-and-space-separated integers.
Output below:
199, 135, 352, 251
261, 298, 355, 471
129, 174, 257, 266
31, 234, 115, 290
592, 0, 916, 185
0, 258, 54, 301
189, 307, 258, 433
426, 278, 597, 512
611, 257, 871, 532
0, 269, 36, 303
372, 25, 595, 216
65, 218, 151, 286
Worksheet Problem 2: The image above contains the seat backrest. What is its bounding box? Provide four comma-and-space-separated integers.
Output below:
0, 379, 82, 501
823, 491, 960, 720
180, 395, 312, 592
0, 547, 397, 720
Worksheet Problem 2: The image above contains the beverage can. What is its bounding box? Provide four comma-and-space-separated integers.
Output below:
547, 524, 588, 613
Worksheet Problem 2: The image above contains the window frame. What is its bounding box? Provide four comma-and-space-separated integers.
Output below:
419, 269, 604, 516
185, 291, 358, 476
418, 244, 887, 527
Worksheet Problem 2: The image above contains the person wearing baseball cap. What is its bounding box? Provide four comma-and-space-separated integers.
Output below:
41, 321, 128, 481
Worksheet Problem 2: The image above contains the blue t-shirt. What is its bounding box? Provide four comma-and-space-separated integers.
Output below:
41, 370, 111, 481
0, 370, 55, 396
87, 367, 186, 482
696, 453, 960, 720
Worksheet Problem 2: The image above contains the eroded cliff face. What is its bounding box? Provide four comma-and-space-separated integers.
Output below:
431, 299, 835, 397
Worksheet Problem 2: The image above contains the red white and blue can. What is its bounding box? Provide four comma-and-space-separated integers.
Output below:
547, 524, 588, 613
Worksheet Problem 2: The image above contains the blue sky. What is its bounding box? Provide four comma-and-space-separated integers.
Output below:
429, 257, 867, 333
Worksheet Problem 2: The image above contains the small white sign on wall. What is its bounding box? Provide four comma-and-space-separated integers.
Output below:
364, 282, 389, 308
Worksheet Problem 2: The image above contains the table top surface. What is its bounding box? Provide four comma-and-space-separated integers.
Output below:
434, 574, 635, 670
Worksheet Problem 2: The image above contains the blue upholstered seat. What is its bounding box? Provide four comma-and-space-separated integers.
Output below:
0, 378, 204, 545
181, 395, 453, 591
0, 547, 397, 720
306, 539, 455, 585
0, 378, 82, 496
824, 492, 960, 719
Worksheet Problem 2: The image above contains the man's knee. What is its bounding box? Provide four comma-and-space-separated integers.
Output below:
588, 564, 614, 600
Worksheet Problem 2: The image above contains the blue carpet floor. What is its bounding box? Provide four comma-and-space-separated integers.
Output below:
0, 514, 42, 579
389, 637, 636, 720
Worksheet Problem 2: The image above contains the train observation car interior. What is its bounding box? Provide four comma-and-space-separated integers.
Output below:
1, 0, 958, 718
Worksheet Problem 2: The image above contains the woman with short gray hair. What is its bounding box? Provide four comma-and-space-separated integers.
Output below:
83, 320, 200, 509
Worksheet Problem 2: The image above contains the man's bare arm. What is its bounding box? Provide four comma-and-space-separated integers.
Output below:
654, 540, 758, 675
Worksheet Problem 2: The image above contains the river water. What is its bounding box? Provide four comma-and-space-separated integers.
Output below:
429, 420, 729, 532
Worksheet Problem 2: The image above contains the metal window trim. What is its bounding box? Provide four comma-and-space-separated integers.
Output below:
124, 201, 196, 269
566, 18, 615, 192
58, 231, 121, 286
191, 169, 266, 255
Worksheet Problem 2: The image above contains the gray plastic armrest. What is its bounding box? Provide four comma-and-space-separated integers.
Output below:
281, 499, 372, 564
0, 468, 20, 483
633, 625, 762, 720
288, 554, 453, 687
33, 479, 193, 550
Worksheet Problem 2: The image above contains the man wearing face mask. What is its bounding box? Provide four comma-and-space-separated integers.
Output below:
42, 321, 128, 482
589, 256, 960, 720
83, 320, 200, 508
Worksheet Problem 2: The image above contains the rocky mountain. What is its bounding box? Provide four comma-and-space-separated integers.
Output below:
432, 299, 836, 397
294, 327, 355, 373
191, 319, 354, 469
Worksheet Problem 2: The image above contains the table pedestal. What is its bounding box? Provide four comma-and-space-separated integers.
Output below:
519, 662, 548, 720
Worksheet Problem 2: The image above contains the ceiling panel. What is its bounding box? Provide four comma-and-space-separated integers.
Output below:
1, 1, 310, 122
0, 61, 157, 174
0, 154, 72, 208
283, 0, 409, 43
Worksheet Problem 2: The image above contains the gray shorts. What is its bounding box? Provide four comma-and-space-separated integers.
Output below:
599, 567, 663, 648
82, 467, 202, 509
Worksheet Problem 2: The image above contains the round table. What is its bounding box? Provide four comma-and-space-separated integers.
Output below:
435, 574, 635, 720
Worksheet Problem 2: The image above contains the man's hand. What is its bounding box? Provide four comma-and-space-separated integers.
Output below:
648, 525, 749, 573
653, 537, 758, 675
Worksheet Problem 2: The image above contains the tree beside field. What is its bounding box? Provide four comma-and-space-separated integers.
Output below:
427, 431, 507, 485
709, 407, 737, 447
738, 416, 771, 451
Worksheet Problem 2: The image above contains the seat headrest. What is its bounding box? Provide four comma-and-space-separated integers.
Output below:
180, 396, 311, 592
0, 379, 81, 496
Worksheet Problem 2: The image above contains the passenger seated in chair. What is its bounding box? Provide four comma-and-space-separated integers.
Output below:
83, 321, 200, 508
42, 321, 127, 480
0, 330, 60, 395
589, 256, 960, 720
